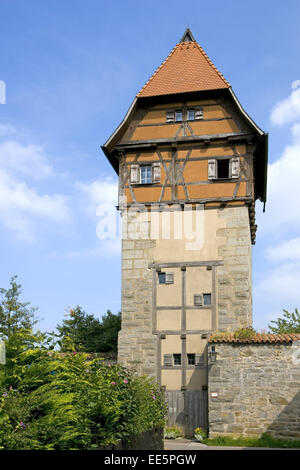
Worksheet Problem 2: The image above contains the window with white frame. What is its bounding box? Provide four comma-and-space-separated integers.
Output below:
130, 162, 161, 184
208, 157, 240, 180
187, 107, 203, 121
140, 165, 152, 184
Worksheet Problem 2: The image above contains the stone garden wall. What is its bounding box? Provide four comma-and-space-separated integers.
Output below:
208, 339, 300, 439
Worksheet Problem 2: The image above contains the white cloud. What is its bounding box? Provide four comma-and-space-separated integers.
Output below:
291, 80, 300, 90
0, 127, 72, 241
265, 237, 300, 262
0, 140, 54, 179
291, 122, 300, 142
255, 262, 300, 305
257, 139, 300, 236
254, 83, 300, 328
0, 169, 70, 220
270, 87, 300, 127
76, 178, 118, 218
65, 239, 121, 259
0, 168, 71, 241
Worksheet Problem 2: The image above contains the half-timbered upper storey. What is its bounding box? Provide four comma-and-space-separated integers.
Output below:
102, 29, 268, 241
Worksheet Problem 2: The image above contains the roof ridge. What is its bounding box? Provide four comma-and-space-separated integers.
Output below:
136, 42, 180, 97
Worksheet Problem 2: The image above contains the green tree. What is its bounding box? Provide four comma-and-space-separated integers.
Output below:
56, 306, 121, 353
97, 310, 121, 352
0, 276, 39, 339
268, 308, 300, 334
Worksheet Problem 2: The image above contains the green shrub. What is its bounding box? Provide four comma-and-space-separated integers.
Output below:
233, 327, 257, 340
194, 427, 207, 441
0, 330, 167, 449
164, 426, 182, 439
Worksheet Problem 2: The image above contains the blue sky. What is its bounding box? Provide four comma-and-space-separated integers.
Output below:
0, 0, 300, 332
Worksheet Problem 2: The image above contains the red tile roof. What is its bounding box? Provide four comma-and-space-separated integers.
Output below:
209, 333, 300, 344
137, 40, 230, 98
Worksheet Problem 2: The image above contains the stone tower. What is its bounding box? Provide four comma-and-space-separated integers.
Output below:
102, 29, 268, 394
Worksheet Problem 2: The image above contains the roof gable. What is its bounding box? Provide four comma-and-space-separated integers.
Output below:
137, 31, 230, 98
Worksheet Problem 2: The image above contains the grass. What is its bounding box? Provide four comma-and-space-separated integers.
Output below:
203, 433, 300, 448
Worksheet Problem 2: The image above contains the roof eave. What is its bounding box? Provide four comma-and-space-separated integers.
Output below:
103, 96, 137, 150
228, 87, 268, 206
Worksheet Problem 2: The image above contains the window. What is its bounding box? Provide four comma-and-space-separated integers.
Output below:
187, 354, 195, 365
140, 165, 152, 184
164, 354, 172, 367
195, 108, 203, 120
166, 111, 175, 123
164, 354, 182, 367
175, 110, 183, 122
187, 108, 203, 121
194, 294, 203, 306
130, 163, 161, 184
173, 354, 181, 365
187, 109, 195, 121
158, 272, 174, 284
218, 159, 230, 179
208, 157, 240, 180
203, 293, 212, 306
187, 354, 205, 366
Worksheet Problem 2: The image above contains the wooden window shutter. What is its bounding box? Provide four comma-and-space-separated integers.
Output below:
195, 108, 203, 120
194, 294, 203, 306
165, 272, 174, 284
229, 157, 240, 178
166, 111, 175, 123
164, 354, 173, 367
152, 162, 161, 183
195, 354, 204, 366
208, 159, 217, 180
130, 164, 140, 184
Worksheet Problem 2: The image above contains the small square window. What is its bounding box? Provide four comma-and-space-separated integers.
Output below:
158, 272, 166, 284
173, 354, 181, 365
203, 294, 211, 306
175, 110, 183, 122
140, 165, 152, 184
187, 354, 195, 365
187, 109, 195, 121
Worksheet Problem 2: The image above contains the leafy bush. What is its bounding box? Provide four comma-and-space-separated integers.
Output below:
233, 327, 257, 340
164, 426, 182, 439
194, 427, 207, 441
0, 330, 167, 449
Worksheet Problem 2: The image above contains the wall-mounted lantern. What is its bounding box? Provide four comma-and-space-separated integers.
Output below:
208, 345, 218, 363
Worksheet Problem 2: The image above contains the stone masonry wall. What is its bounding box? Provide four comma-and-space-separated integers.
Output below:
217, 206, 252, 331
208, 341, 300, 439
118, 211, 157, 376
